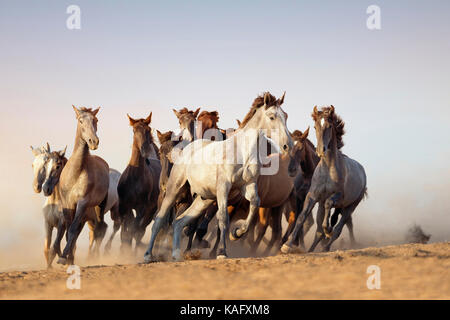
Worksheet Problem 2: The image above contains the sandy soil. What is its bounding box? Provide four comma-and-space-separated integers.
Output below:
0, 242, 448, 300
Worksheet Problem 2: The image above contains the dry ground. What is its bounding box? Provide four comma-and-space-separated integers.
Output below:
0, 242, 448, 299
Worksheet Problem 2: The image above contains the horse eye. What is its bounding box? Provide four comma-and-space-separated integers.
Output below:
270, 116, 275, 121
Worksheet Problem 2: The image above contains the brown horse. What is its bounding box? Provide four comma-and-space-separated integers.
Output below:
173, 107, 200, 142
32, 144, 123, 267
282, 106, 367, 253
245, 153, 297, 255
118, 112, 161, 251
57, 106, 110, 265
196, 110, 227, 141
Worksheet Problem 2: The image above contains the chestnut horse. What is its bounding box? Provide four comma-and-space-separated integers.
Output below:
57, 106, 110, 265
282, 106, 367, 253
118, 113, 161, 251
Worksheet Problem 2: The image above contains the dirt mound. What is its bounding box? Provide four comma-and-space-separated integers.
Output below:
0, 242, 448, 300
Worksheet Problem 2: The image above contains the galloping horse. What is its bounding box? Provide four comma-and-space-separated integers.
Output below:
173, 107, 200, 142
57, 106, 110, 265
282, 106, 367, 253
118, 113, 161, 251
144, 92, 293, 262
31, 143, 121, 267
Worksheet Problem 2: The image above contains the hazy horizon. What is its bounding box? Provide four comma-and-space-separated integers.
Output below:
0, 0, 449, 270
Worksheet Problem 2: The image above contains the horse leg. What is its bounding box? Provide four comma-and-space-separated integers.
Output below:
209, 226, 221, 259
105, 203, 120, 254
50, 217, 66, 265
230, 182, 259, 240
346, 216, 357, 248
44, 221, 53, 269
193, 204, 217, 249
58, 202, 87, 265
281, 192, 317, 253
93, 220, 108, 258
87, 220, 95, 260
250, 208, 270, 255
263, 206, 282, 256
323, 206, 355, 252
308, 202, 325, 252
144, 169, 187, 263
301, 213, 315, 247
120, 208, 134, 253
323, 192, 343, 238
172, 197, 214, 261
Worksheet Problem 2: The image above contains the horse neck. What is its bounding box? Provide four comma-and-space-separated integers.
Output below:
150, 142, 160, 160
47, 183, 62, 206
70, 127, 90, 175
303, 140, 320, 178
129, 140, 145, 168
234, 128, 262, 165
321, 131, 342, 172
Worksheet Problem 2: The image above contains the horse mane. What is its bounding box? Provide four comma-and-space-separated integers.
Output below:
178, 108, 197, 117
198, 111, 219, 128
239, 92, 278, 129
312, 106, 345, 149
49, 151, 68, 166
79, 107, 95, 114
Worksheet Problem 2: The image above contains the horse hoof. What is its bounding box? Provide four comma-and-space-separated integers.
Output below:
143, 253, 157, 264
216, 255, 227, 260
172, 249, 182, 262
57, 257, 68, 265
229, 228, 240, 241
280, 244, 292, 254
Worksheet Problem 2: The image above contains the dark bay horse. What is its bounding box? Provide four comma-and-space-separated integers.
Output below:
282, 106, 367, 253
118, 112, 161, 251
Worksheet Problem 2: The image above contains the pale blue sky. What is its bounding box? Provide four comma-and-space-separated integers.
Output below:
0, 1, 449, 268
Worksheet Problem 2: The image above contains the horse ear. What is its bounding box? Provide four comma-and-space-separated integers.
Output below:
193, 108, 200, 119
127, 114, 137, 126
144, 112, 152, 125
59, 146, 67, 157
92, 107, 100, 117
46, 142, 51, 153
72, 105, 80, 118
312, 105, 319, 120
156, 130, 163, 142
279, 91, 286, 105
172, 109, 180, 119
31, 146, 42, 156
329, 105, 335, 115
263, 92, 270, 106
236, 119, 241, 127
300, 127, 310, 141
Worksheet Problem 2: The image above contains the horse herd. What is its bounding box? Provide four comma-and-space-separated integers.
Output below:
30, 91, 367, 268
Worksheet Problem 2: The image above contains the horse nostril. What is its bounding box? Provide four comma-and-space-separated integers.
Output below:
283, 145, 288, 150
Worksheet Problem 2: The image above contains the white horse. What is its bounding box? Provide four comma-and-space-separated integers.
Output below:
144, 92, 293, 262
